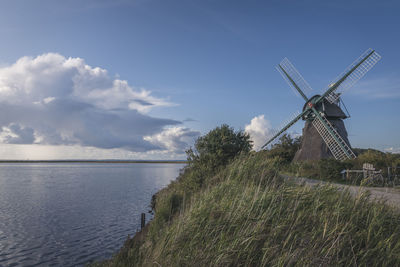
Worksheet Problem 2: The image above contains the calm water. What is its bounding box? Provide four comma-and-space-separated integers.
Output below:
0, 163, 183, 267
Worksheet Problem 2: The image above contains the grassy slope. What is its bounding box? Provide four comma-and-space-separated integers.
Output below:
94, 152, 400, 266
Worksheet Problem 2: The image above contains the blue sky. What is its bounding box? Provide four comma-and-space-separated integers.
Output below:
0, 0, 399, 159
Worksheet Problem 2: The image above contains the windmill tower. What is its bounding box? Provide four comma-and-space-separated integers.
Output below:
262, 49, 381, 161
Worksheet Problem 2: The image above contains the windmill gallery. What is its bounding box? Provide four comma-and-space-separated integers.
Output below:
262, 49, 381, 161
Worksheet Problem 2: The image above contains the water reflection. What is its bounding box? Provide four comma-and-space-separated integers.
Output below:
0, 163, 183, 266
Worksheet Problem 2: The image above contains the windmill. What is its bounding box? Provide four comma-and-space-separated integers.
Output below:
262, 49, 381, 161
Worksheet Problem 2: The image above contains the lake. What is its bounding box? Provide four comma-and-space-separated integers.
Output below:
0, 163, 184, 267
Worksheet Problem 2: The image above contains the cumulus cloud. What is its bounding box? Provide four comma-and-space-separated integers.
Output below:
0, 53, 174, 112
0, 53, 193, 153
245, 115, 274, 151
0, 123, 36, 144
144, 127, 200, 153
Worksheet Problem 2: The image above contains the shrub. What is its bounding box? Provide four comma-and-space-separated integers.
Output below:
182, 124, 252, 190
317, 158, 349, 181
266, 134, 301, 164
187, 124, 252, 170
148, 125, 253, 238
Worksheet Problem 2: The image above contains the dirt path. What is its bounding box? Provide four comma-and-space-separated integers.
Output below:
281, 174, 400, 209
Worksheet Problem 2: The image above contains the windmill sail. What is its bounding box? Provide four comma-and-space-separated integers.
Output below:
324, 49, 381, 104
261, 110, 302, 149
263, 48, 380, 161
311, 115, 356, 160
277, 58, 313, 101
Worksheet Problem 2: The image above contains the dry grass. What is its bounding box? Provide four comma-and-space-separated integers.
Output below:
93, 153, 400, 266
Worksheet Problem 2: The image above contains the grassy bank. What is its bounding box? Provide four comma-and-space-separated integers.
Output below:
93, 152, 400, 266
260, 134, 400, 186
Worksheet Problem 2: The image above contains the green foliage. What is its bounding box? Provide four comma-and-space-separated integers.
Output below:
182, 124, 252, 191
92, 127, 400, 266
293, 159, 351, 182
283, 149, 400, 186
156, 191, 183, 224
94, 152, 400, 267
146, 124, 253, 238
317, 158, 347, 180
266, 133, 301, 164
187, 124, 252, 169
353, 149, 400, 175
354, 149, 386, 168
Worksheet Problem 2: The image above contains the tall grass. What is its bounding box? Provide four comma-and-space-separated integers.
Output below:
94, 153, 400, 266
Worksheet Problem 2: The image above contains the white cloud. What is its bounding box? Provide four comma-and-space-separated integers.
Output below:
0, 53, 174, 112
144, 127, 200, 153
245, 115, 273, 151
0, 123, 35, 144
0, 53, 192, 154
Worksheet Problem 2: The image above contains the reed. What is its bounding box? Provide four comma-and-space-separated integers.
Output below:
94, 152, 400, 266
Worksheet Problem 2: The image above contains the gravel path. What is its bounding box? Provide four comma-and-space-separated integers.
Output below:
281, 174, 400, 209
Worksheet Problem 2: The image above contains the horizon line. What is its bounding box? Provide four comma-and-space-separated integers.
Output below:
0, 159, 187, 164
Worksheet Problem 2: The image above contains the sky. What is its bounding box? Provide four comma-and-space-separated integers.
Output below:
0, 0, 399, 160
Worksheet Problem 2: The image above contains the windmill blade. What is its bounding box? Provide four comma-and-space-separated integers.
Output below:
311, 112, 356, 161
323, 48, 381, 104
261, 110, 303, 149
277, 58, 313, 102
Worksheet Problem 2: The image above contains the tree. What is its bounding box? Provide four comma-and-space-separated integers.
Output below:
186, 124, 252, 170
267, 133, 301, 163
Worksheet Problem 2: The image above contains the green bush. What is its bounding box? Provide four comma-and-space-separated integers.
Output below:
284, 149, 400, 186
266, 134, 301, 164
290, 159, 351, 183
317, 158, 350, 181
187, 124, 252, 169
182, 124, 252, 191
148, 124, 253, 237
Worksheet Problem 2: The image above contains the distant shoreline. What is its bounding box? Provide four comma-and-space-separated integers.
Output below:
0, 160, 187, 164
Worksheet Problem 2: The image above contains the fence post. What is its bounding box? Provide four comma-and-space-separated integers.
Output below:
141, 213, 146, 230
